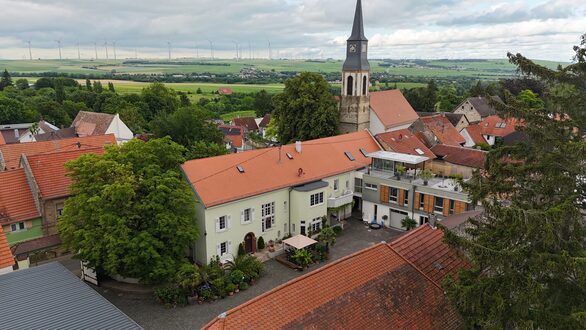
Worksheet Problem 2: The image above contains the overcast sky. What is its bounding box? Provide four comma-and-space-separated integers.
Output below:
0, 0, 584, 61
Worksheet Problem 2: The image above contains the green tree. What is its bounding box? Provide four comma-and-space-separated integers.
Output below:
119, 105, 148, 133
58, 138, 198, 283
93, 81, 103, 93
108, 82, 116, 93
272, 72, 338, 143
516, 89, 545, 108
151, 106, 223, 148
444, 34, 586, 329
196, 87, 203, 94
0, 69, 13, 90
254, 90, 273, 117
435, 85, 461, 112
317, 226, 336, 250
15, 78, 29, 90
469, 80, 484, 97
54, 78, 65, 104
179, 92, 191, 107
0, 96, 28, 124
141, 82, 179, 121
186, 141, 227, 160
401, 217, 417, 231
85, 79, 93, 91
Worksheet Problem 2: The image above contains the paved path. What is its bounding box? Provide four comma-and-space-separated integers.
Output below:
93, 218, 403, 329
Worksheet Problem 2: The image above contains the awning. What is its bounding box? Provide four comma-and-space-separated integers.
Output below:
367, 150, 429, 165
283, 234, 317, 249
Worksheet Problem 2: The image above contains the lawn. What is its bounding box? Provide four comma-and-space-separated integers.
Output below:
220, 111, 257, 122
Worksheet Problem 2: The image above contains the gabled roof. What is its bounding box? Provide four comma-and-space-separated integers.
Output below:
463, 124, 487, 145
465, 96, 502, 118
369, 90, 419, 130
72, 111, 115, 136
0, 134, 116, 171
479, 115, 518, 137
258, 114, 271, 128
390, 224, 470, 285
26, 147, 106, 200
0, 128, 29, 145
232, 117, 258, 131
420, 114, 466, 146
0, 262, 142, 329
34, 127, 78, 141
203, 243, 462, 329
418, 112, 467, 128
0, 169, 40, 224
375, 129, 435, 159
0, 226, 14, 270
431, 144, 487, 169
182, 131, 380, 208
11, 234, 61, 256
219, 125, 243, 148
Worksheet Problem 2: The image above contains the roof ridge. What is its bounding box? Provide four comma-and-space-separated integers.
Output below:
388, 224, 431, 246
27, 145, 104, 159
202, 243, 389, 329
385, 243, 444, 290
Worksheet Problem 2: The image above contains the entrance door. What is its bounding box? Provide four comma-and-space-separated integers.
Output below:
244, 232, 256, 253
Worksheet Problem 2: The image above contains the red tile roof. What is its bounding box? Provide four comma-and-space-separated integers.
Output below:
376, 129, 435, 159
11, 234, 61, 257
431, 144, 487, 169
232, 117, 258, 131
479, 115, 519, 137
0, 134, 116, 171
26, 147, 106, 200
203, 243, 462, 329
464, 124, 487, 145
390, 224, 470, 285
0, 169, 40, 224
0, 132, 5, 145
218, 87, 233, 95
369, 90, 419, 129
421, 115, 466, 146
0, 226, 15, 269
72, 111, 115, 136
182, 131, 380, 208
219, 125, 243, 149
258, 114, 271, 128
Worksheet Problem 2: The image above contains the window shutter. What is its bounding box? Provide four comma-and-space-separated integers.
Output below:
251, 208, 255, 222
227, 215, 232, 229
414, 192, 420, 208
271, 216, 275, 226
240, 210, 244, 224
228, 241, 232, 255
443, 199, 450, 217
215, 218, 219, 232
379, 185, 389, 203
216, 243, 221, 256
398, 189, 405, 206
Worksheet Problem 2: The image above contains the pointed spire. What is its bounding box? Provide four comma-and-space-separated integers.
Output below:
348, 0, 367, 41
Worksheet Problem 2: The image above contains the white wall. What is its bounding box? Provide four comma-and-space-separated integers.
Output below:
106, 114, 134, 144
461, 128, 476, 147
0, 265, 13, 275
369, 110, 385, 136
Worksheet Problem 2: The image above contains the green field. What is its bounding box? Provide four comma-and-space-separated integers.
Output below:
220, 111, 257, 122
0, 58, 568, 80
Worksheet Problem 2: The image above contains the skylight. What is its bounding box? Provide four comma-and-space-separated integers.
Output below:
359, 148, 368, 157
236, 165, 245, 173
415, 148, 425, 155
495, 122, 507, 128
344, 151, 355, 161
286, 153, 293, 160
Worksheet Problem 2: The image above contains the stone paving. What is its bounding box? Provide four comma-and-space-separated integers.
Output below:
86, 218, 403, 330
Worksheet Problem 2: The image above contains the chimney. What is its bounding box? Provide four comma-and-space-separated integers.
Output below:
295, 141, 302, 154
14, 129, 19, 139
429, 214, 437, 229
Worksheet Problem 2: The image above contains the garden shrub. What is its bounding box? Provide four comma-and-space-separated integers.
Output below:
257, 236, 265, 250
239, 282, 249, 290
154, 286, 187, 307
230, 269, 245, 285
333, 226, 342, 235
237, 243, 246, 256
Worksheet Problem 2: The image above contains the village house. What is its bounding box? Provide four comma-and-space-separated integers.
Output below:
430, 144, 487, 177
181, 131, 380, 264
0, 121, 60, 144
218, 125, 245, 153
72, 111, 134, 144
417, 114, 466, 147
453, 95, 503, 123
462, 115, 518, 146
231, 117, 258, 133
255, 114, 271, 138
418, 111, 470, 131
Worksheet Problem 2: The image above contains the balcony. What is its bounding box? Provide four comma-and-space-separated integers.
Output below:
368, 167, 467, 194
327, 190, 354, 208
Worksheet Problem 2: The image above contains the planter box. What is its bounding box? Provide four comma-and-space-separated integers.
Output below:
268, 249, 285, 259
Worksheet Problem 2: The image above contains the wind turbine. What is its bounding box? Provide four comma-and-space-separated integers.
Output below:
55, 40, 62, 61
207, 39, 214, 60
104, 41, 109, 60
76, 41, 81, 60
26, 41, 32, 60
94, 42, 98, 60
167, 41, 171, 61
267, 40, 272, 60
112, 41, 117, 61
233, 41, 239, 61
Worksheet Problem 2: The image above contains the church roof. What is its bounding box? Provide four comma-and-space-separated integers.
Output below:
342, 0, 370, 71
348, 0, 367, 41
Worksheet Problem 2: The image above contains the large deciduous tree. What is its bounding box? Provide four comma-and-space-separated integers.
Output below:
58, 138, 198, 283
272, 72, 338, 143
151, 106, 223, 148
444, 34, 586, 329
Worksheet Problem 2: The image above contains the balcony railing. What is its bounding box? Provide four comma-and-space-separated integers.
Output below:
327, 190, 354, 208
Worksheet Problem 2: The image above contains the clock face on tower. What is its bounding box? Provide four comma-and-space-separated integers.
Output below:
349, 44, 357, 53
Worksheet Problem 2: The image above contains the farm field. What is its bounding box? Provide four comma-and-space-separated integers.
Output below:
220, 111, 257, 122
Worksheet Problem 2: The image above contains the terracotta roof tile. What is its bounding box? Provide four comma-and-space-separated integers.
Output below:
203, 243, 462, 329
218, 87, 233, 95
376, 129, 435, 159
11, 234, 61, 256
0, 132, 5, 145
0, 134, 116, 171
479, 115, 519, 137
258, 114, 271, 128
0, 169, 40, 224
370, 90, 419, 129
232, 117, 258, 131
182, 131, 380, 207
72, 111, 115, 136
219, 125, 243, 148
431, 144, 487, 169
390, 224, 470, 285
0, 226, 15, 269
464, 124, 487, 145
27, 147, 106, 200
421, 115, 466, 146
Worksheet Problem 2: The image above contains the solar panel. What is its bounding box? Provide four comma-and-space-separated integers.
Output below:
236, 165, 245, 173
359, 148, 368, 157
344, 151, 355, 161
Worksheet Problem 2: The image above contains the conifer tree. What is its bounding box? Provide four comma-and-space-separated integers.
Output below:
444, 34, 586, 329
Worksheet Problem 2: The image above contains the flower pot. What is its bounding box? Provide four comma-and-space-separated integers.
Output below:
228, 292, 234, 296
235, 289, 239, 293
423, 180, 428, 186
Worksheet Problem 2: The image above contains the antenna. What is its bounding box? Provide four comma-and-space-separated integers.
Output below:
94, 42, 98, 60
104, 41, 109, 60
76, 41, 80, 60
232, 41, 239, 61
167, 41, 171, 61
267, 40, 272, 60
113, 41, 117, 61
55, 40, 62, 61
26, 41, 32, 60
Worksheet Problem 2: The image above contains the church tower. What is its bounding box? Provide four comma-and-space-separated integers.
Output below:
339, 0, 370, 134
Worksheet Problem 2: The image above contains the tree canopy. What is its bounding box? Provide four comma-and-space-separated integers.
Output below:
272, 72, 339, 143
58, 137, 198, 283
444, 34, 586, 329
151, 105, 224, 148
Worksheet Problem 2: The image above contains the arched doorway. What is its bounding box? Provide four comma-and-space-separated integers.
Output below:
244, 232, 256, 254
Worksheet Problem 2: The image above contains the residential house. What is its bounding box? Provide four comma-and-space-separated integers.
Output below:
0, 134, 116, 171
231, 117, 258, 133
418, 112, 470, 131
361, 150, 475, 229
453, 96, 503, 123
375, 129, 435, 160
462, 115, 518, 146
368, 89, 420, 135
430, 144, 487, 178
255, 114, 271, 138
418, 114, 466, 147
218, 87, 233, 95
0, 226, 14, 275
218, 125, 244, 153
203, 238, 464, 329
181, 131, 380, 264
0, 262, 142, 329
34, 127, 77, 141
0, 169, 43, 245
72, 111, 133, 144
0, 121, 59, 144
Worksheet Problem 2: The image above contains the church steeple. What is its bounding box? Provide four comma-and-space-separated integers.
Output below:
342, 0, 370, 71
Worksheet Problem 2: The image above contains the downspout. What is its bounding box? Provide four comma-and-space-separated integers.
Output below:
288, 187, 292, 235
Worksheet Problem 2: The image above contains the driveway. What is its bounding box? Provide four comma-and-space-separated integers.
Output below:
93, 218, 403, 329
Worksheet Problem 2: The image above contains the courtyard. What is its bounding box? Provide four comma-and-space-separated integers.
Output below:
88, 218, 403, 329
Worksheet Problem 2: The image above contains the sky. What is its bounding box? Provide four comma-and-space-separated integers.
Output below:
0, 0, 584, 61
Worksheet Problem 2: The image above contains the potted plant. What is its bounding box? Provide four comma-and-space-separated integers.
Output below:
401, 217, 417, 231
226, 283, 236, 296
268, 240, 275, 252
395, 165, 406, 180
382, 215, 388, 226
420, 169, 434, 186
